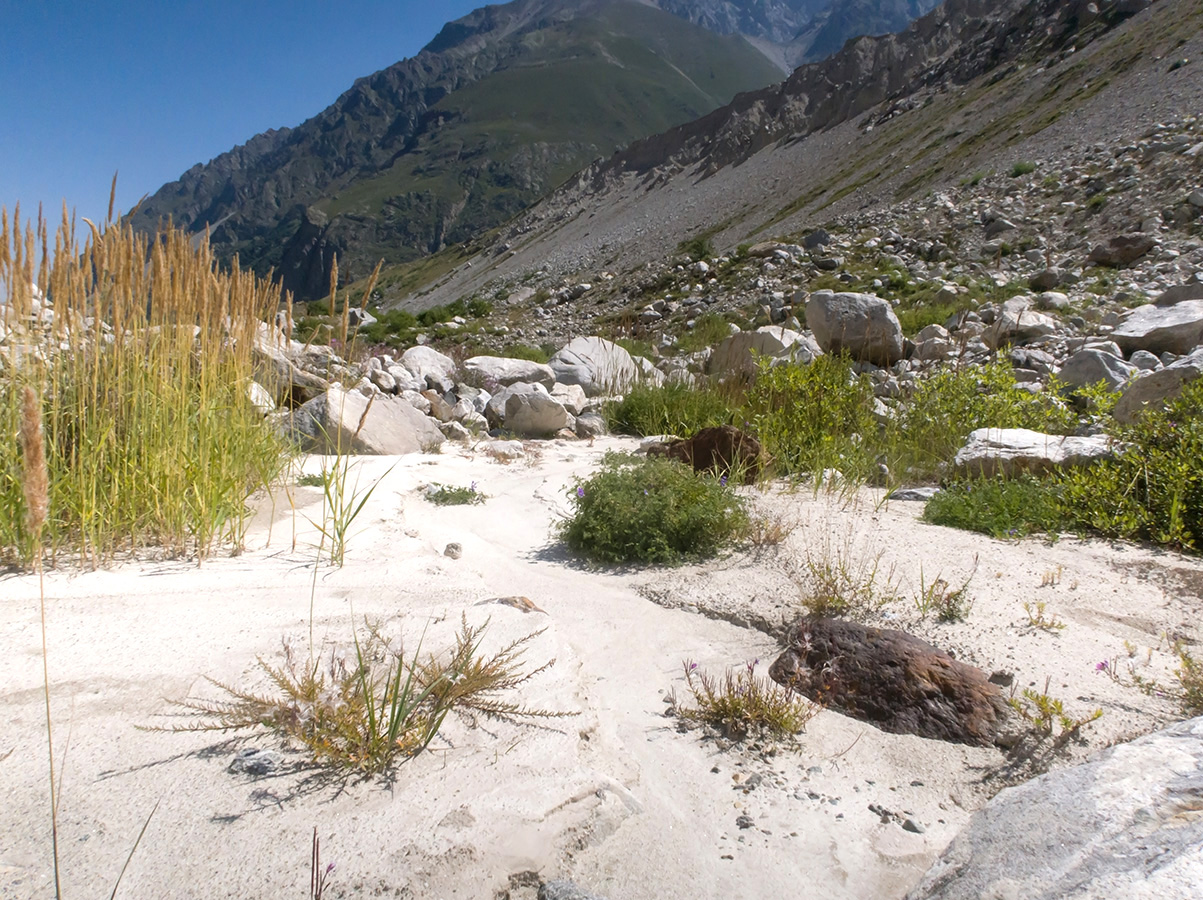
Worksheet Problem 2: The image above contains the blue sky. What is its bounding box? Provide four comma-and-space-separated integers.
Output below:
1, 1, 483, 224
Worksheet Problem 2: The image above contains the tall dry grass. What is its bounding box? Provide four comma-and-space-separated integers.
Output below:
1, 203, 288, 566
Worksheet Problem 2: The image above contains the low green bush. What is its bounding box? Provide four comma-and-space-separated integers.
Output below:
923, 477, 1064, 539
1010, 161, 1038, 178
559, 453, 747, 564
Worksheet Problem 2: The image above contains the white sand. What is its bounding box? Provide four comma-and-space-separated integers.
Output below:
2, 436, 1199, 898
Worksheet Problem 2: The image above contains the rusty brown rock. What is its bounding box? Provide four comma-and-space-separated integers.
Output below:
769, 617, 1006, 746
651, 425, 763, 484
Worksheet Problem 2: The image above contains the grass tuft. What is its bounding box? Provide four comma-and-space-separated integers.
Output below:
674, 659, 819, 740
156, 615, 570, 775
425, 482, 486, 506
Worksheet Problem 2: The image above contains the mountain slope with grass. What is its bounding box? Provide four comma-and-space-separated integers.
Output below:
400, 0, 1199, 311
126, 0, 784, 301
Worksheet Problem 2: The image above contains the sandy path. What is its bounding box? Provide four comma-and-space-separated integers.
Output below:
2, 436, 1198, 898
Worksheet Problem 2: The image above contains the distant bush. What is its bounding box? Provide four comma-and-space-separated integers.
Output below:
425, 482, 485, 506
559, 453, 747, 564
501, 343, 552, 363
679, 236, 713, 262
1010, 161, 1038, 178
605, 381, 739, 438
676, 313, 733, 354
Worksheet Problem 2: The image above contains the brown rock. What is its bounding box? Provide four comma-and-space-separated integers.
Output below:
769, 617, 1006, 746
653, 425, 763, 484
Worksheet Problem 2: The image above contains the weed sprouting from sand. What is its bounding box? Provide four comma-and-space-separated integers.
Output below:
310, 828, 334, 900
913, 555, 977, 622
794, 527, 898, 619
1008, 677, 1101, 744
674, 659, 819, 741
1022, 600, 1066, 631
424, 482, 486, 506
156, 615, 571, 775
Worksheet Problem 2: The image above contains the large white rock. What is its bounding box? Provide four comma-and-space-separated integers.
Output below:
1114, 347, 1203, 423
464, 356, 556, 388
906, 717, 1203, 900
805, 291, 904, 366
550, 382, 588, 416
953, 428, 1114, 478
548, 337, 638, 396
500, 384, 570, 437
290, 384, 445, 455
1112, 300, 1203, 356
708, 326, 820, 376
1056, 348, 1138, 392
400, 345, 457, 384
251, 322, 329, 404
984, 297, 1059, 350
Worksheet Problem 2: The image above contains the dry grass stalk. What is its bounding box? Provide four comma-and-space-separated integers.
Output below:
20, 386, 48, 538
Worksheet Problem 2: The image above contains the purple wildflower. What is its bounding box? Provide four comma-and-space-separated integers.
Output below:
1095, 661, 1109, 672
576, 486, 585, 498
720, 475, 728, 487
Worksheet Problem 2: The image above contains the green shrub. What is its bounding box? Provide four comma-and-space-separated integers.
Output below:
679, 236, 713, 262
1010, 161, 1038, 178
501, 343, 551, 364
1057, 379, 1203, 550
425, 482, 485, 506
559, 453, 747, 564
923, 477, 1064, 539
605, 381, 739, 437
747, 355, 879, 478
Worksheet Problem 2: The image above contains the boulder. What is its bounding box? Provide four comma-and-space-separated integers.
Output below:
499, 384, 571, 437
464, 355, 556, 389
1056, 348, 1138, 392
805, 291, 904, 366
550, 382, 588, 416
769, 617, 1005, 746
400, 345, 457, 384
251, 322, 330, 405
708, 326, 817, 375
1087, 233, 1156, 267
954, 428, 1114, 478
290, 385, 445, 455
1114, 347, 1203, 423
984, 297, 1059, 349
648, 425, 763, 484
1111, 300, 1203, 356
548, 337, 637, 396
1153, 280, 1203, 306
574, 413, 608, 438
905, 717, 1203, 899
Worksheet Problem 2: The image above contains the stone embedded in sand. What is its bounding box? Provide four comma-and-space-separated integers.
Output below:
650, 425, 763, 484
769, 617, 1006, 746
539, 881, 608, 900
905, 716, 1203, 899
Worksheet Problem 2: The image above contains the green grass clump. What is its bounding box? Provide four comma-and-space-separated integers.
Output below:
674, 659, 819, 740
500, 343, 552, 363
679, 236, 713, 262
748, 355, 879, 479
559, 453, 747, 564
923, 477, 1064, 539
161, 616, 569, 775
676, 312, 734, 354
1010, 161, 1038, 178
0, 209, 288, 566
605, 380, 739, 437
425, 482, 485, 506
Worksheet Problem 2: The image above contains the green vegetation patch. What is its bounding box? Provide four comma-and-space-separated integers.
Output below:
559, 452, 748, 564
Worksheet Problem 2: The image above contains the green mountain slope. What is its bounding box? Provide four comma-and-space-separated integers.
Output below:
128, 0, 782, 301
